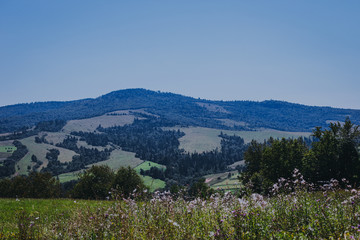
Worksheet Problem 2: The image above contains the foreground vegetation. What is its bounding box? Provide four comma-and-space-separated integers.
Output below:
1, 173, 360, 239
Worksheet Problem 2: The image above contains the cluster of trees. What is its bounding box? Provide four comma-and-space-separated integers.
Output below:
71, 165, 217, 200
50, 117, 248, 186
34, 120, 67, 132
71, 165, 147, 199
90, 118, 247, 185
0, 172, 61, 198
140, 167, 165, 180
31, 154, 43, 171
242, 118, 360, 193
41, 145, 112, 175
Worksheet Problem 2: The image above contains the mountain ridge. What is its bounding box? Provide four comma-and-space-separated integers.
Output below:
0, 88, 359, 133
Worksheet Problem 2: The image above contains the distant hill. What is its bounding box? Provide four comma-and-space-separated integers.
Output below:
0, 88, 359, 133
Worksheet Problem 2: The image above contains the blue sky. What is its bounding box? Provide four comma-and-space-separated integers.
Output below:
1, 1, 359, 109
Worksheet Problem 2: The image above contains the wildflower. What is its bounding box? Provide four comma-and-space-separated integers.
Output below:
167, 219, 180, 227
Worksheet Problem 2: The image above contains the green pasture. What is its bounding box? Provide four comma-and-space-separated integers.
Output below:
62, 112, 138, 133
0, 198, 113, 233
0, 146, 17, 153
165, 126, 311, 153
16, 136, 77, 176
204, 171, 242, 191
57, 160, 165, 192
57, 171, 82, 183
90, 149, 143, 169
134, 161, 166, 191
134, 161, 166, 172
140, 176, 166, 192
0, 145, 16, 160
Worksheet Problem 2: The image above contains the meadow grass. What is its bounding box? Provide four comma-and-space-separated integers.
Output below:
0, 146, 17, 153
1, 181, 360, 240
16, 136, 77, 176
90, 149, 143, 169
205, 171, 242, 191
134, 161, 166, 191
57, 171, 82, 183
165, 126, 311, 153
62, 111, 139, 133
134, 161, 166, 172
140, 175, 166, 192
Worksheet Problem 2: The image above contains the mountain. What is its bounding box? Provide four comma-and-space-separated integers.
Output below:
0, 88, 359, 133
1, 88, 360, 190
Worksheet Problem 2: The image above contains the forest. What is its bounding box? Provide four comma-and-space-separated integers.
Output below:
1, 89, 360, 133
1, 116, 358, 201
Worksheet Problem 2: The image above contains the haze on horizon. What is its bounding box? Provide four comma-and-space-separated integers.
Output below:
1, 1, 359, 109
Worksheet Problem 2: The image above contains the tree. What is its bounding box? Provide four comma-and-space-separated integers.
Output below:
112, 166, 147, 198
72, 165, 115, 200
0, 172, 60, 198
305, 118, 360, 183
188, 178, 215, 199
242, 118, 360, 193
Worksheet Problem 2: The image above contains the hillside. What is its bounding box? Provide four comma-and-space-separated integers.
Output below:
1, 88, 360, 133
1, 89, 359, 191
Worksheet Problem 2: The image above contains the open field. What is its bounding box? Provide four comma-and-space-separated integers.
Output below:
90, 149, 143, 169
0, 146, 16, 153
0, 144, 16, 160
40, 132, 68, 145
57, 149, 143, 183
165, 126, 311, 153
134, 161, 166, 191
204, 171, 242, 191
134, 161, 166, 172
16, 136, 77, 175
57, 171, 83, 183
1, 187, 360, 239
57, 158, 164, 192
140, 175, 166, 192
62, 110, 146, 133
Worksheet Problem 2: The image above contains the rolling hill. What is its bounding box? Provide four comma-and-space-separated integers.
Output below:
1, 88, 359, 191
1, 88, 359, 133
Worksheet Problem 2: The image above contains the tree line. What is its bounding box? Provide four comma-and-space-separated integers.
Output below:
242, 118, 360, 193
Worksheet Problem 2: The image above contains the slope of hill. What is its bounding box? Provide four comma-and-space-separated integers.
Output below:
1, 88, 359, 133
1, 88, 359, 191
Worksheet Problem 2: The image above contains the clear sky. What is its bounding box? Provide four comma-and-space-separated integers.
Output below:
1, 1, 359, 109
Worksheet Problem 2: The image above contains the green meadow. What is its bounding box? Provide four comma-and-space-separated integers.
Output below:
1, 184, 360, 239
165, 126, 311, 153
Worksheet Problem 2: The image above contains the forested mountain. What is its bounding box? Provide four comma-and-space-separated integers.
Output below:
1, 88, 359, 133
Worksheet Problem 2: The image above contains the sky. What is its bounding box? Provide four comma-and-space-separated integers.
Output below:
1, 1, 360, 109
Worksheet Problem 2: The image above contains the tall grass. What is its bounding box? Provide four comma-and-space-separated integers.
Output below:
1, 171, 360, 239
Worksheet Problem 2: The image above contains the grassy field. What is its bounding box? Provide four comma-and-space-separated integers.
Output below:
57, 159, 165, 192
165, 126, 311, 153
1, 184, 360, 239
62, 110, 140, 133
57, 170, 165, 192
57, 149, 143, 183
57, 171, 83, 183
134, 161, 166, 172
16, 136, 77, 176
0, 144, 16, 161
140, 175, 166, 192
134, 161, 166, 191
90, 149, 143, 169
204, 171, 242, 191
0, 146, 17, 153
0, 198, 113, 234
